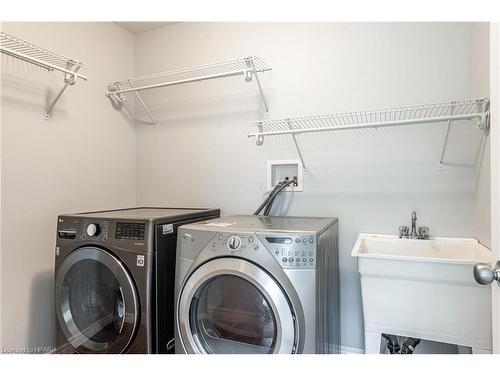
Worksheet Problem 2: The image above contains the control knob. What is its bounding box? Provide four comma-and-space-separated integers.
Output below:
86, 223, 100, 237
227, 236, 241, 250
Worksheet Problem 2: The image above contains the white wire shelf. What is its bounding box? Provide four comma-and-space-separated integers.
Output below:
106, 56, 272, 125
0, 31, 88, 119
248, 98, 490, 171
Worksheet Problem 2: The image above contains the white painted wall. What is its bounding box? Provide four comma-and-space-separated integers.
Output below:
0, 45, 2, 349
489, 22, 500, 355
472, 23, 491, 248
134, 23, 486, 351
0, 22, 136, 352
0, 22, 491, 353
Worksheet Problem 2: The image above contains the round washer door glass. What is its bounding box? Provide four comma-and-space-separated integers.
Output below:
178, 258, 297, 354
55, 247, 139, 353
191, 274, 276, 353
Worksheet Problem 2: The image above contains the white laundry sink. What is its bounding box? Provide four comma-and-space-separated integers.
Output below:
351, 233, 494, 354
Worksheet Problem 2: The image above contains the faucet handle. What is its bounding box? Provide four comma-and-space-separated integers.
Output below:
399, 226, 409, 238
418, 226, 429, 239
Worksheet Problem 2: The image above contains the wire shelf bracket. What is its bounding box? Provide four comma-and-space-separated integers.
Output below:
0, 31, 88, 119
105, 56, 272, 125
249, 98, 490, 172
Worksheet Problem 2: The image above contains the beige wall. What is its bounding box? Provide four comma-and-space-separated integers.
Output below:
133, 22, 488, 351
0, 22, 136, 351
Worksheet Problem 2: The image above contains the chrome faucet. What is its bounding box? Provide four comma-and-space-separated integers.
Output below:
410, 211, 417, 237
399, 211, 429, 239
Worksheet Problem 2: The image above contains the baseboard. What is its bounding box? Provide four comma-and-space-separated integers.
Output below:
340, 345, 365, 354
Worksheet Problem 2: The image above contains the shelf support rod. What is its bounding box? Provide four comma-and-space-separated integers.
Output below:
247, 58, 269, 115
287, 119, 308, 172
437, 103, 455, 170
127, 81, 156, 126
45, 63, 82, 120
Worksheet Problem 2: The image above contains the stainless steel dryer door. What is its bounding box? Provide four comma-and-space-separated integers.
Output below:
55, 247, 139, 353
178, 257, 297, 354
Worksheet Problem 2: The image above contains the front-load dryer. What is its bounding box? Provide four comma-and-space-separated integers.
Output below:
54, 207, 220, 354
174, 215, 340, 354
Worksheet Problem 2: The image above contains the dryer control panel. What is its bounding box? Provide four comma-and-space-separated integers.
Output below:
209, 232, 257, 253
206, 231, 317, 269
258, 233, 316, 269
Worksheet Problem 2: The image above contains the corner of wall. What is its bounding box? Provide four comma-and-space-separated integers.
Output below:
471, 22, 492, 248
131, 30, 139, 207
0, 66, 2, 349
112, 22, 139, 207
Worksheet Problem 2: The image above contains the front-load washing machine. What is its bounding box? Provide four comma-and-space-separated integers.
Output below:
54, 207, 220, 354
174, 215, 340, 354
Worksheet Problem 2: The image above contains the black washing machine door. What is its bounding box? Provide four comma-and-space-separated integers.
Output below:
55, 246, 139, 353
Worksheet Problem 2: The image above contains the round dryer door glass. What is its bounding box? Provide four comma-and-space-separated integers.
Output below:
55, 247, 139, 353
190, 275, 277, 354
178, 258, 297, 354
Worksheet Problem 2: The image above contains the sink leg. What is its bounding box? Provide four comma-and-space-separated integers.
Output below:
471, 347, 492, 354
364, 331, 382, 354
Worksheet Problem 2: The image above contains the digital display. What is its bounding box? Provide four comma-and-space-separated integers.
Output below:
265, 237, 293, 244
116, 222, 145, 240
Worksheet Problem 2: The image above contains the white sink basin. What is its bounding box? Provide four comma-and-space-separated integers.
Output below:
352, 234, 492, 265
351, 233, 493, 354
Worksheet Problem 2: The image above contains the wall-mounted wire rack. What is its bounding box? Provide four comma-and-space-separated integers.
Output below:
248, 98, 490, 171
105, 56, 272, 125
0, 31, 87, 119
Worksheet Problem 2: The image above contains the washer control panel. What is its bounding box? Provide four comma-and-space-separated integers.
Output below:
115, 222, 145, 240
57, 216, 151, 253
80, 220, 110, 242
207, 231, 316, 269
